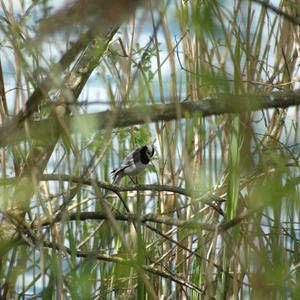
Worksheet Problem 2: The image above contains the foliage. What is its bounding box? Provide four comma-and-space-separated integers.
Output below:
0, 0, 300, 299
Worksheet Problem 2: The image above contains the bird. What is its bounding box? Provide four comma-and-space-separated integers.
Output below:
111, 145, 155, 185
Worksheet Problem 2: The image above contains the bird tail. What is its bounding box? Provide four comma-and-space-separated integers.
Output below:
103, 172, 122, 199
112, 173, 122, 185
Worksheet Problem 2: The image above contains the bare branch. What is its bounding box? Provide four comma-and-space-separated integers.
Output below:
1, 92, 300, 148
252, 0, 300, 26
38, 211, 216, 231
40, 239, 205, 295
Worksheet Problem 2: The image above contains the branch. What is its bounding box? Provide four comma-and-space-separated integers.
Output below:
36, 208, 262, 234
0, 173, 224, 214
0, 28, 119, 243
41, 239, 205, 295
38, 211, 216, 231
1, 30, 94, 141
252, 0, 300, 26
0, 174, 192, 197
40, 174, 225, 214
1, 92, 300, 147
41, 174, 190, 196
37, 208, 266, 236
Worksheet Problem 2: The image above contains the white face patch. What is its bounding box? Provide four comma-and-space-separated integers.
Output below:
146, 145, 154, 158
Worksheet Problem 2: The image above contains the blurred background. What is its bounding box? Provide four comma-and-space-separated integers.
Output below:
0, 0, 300, 299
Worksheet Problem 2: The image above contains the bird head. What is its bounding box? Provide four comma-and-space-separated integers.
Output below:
145, 144, 155, 159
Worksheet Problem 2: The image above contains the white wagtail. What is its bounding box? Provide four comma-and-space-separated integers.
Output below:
111, 145, 155, 185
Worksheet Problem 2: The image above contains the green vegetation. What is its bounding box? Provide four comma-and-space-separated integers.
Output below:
0, 0, 300, 299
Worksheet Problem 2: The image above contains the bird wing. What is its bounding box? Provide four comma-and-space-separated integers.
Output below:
121, 147, 141, 167
111, 147, 141, 175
